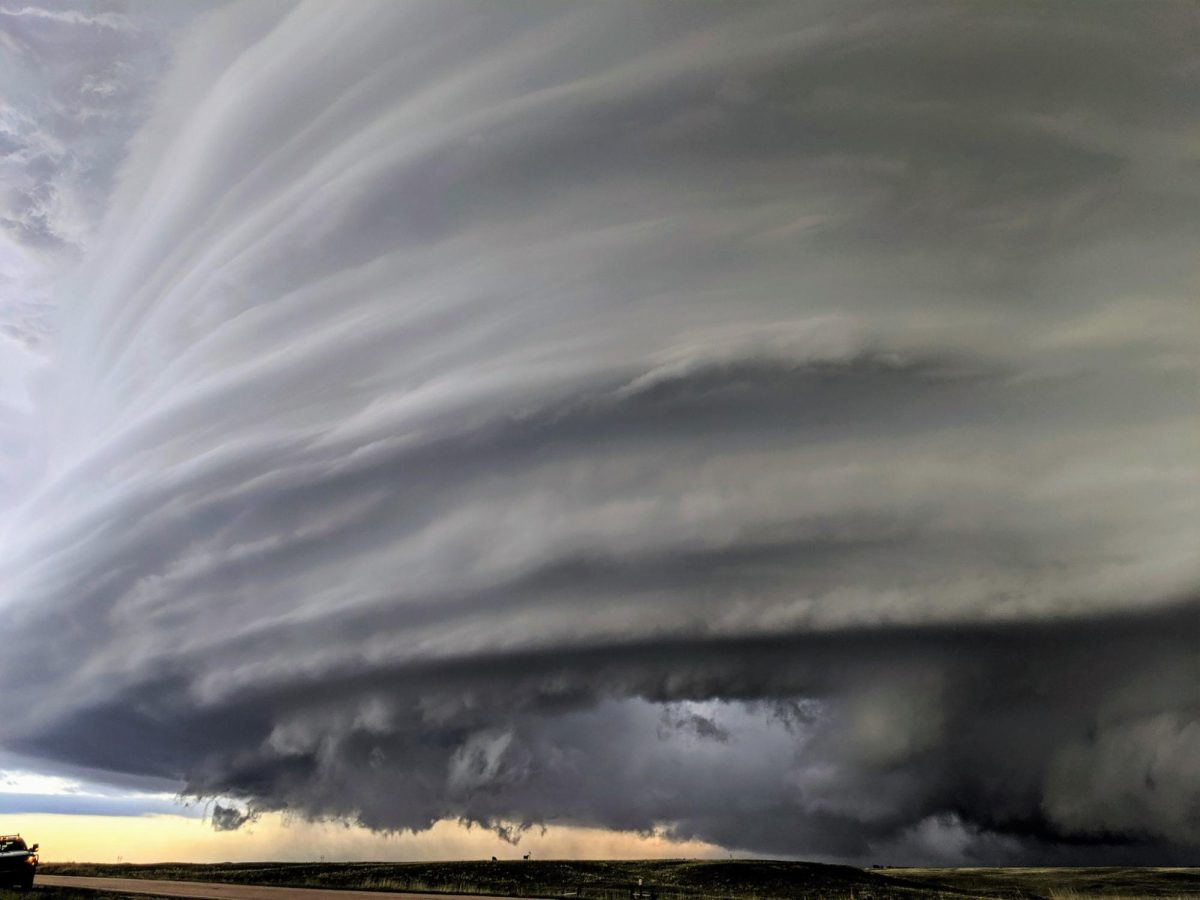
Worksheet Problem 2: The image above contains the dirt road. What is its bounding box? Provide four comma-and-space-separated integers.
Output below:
39, 874, 510, 900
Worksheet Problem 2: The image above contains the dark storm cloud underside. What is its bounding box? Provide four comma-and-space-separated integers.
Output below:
16, 600, 1199, 862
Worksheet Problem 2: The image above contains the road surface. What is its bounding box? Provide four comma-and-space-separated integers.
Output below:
39, 874, 513, 900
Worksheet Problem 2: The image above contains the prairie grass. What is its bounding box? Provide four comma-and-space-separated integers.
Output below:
34, 861, 1200, 900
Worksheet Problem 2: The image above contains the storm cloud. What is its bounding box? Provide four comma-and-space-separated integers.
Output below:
0, 0, 1197, 864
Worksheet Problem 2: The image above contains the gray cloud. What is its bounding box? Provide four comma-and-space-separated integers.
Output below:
0, 2, 184, 258
0, 6, 134, 31
210, 802, 258, 832
0, 1, 195, 507
0, 0, 1196, 865
0, 791, 195, 818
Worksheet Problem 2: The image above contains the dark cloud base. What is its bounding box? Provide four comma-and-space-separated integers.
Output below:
12, 599, 1199, 863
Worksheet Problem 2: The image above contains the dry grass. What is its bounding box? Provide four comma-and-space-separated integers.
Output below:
33, 861, 1200, 900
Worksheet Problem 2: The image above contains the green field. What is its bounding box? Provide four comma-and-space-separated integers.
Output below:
35, 859, 1200, 900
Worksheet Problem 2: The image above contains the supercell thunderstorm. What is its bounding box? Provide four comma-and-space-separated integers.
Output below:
0, 1, 1197, 863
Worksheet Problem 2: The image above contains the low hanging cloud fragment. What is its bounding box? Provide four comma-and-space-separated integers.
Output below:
210, 803, 259, 833
0, 0, 1196, 865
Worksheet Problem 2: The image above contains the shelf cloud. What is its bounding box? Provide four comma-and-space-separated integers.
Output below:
0, 1, 1196, 864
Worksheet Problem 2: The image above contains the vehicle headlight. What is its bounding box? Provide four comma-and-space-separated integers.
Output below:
24, 855, 36, 865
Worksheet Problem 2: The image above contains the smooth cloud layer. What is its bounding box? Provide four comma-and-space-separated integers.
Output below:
0, 0, 1197, 864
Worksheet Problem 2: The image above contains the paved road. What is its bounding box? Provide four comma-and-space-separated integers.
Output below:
39, 874, 510, 900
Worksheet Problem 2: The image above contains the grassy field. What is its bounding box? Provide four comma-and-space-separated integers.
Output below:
881, 867, 1200, 899
34, 860, 1200, 900
42, 860, 943, 899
